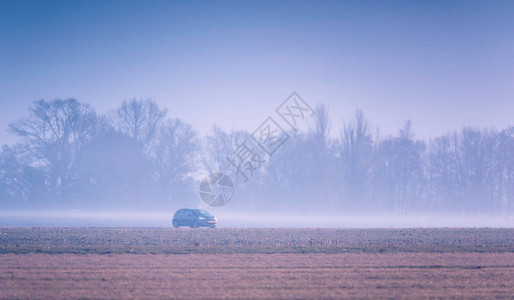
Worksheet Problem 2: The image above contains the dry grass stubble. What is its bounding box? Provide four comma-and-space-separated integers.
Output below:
1, 253, 513, 299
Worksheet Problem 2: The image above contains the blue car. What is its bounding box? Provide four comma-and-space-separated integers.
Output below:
172, 208, 217, 228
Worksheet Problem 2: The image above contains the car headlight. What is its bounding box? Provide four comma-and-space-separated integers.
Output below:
198, 216, 205, 220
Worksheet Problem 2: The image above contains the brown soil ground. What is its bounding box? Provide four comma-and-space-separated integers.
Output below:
2, 227, 513, 254
1, 253, 513, 299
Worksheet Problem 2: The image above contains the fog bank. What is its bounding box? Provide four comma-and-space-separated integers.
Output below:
1, 210, 512, 228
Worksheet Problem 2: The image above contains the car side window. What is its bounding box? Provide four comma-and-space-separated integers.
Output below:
177, 210, 184, 216
185, 210, 192, 217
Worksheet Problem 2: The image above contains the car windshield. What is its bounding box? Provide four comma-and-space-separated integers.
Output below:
195, 209, 211, 216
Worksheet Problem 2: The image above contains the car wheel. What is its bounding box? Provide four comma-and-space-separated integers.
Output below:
192, 221, 199, 228
172, 220, 179, 228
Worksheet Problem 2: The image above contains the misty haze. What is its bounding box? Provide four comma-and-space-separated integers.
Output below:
1, 97, 513, 227
1, 1, 514, 299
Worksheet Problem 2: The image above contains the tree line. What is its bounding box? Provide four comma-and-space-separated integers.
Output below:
1, 98, 513, 214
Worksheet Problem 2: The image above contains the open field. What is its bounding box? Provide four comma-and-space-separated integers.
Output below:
1, 253, 513, 299
1, 228, 513, 299
1, 227, 514, 254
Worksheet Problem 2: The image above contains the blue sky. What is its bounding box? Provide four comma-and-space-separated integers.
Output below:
1, 0, 513, 144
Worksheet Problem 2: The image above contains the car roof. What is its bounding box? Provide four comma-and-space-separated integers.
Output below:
177, 208, 202, 212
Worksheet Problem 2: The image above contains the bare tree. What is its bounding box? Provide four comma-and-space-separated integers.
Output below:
201, 126, 252, 176
150, 119, 200, 201
310, 104, 331, 149
306, 104, 333, 206
9, 99, 98, 195
498, 127, 514, 214
111, 99, 167, 150
338, 110, 374, 209
0, 145, 29, 202
376, 121, 426, 213
426, 133, 462, 210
